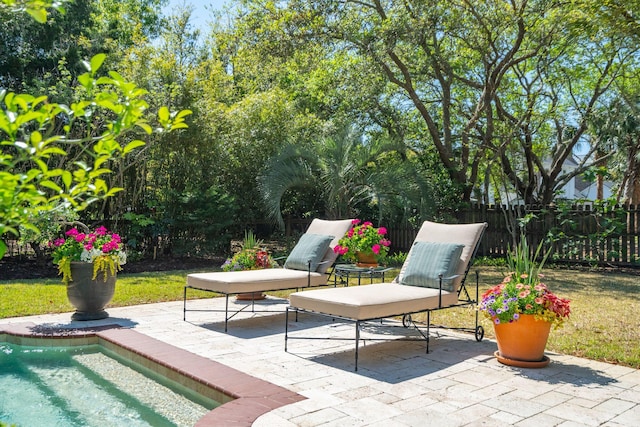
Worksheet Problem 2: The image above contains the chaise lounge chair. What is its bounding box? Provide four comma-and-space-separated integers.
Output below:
284, 220, 488, 370
184, 218, 353, 331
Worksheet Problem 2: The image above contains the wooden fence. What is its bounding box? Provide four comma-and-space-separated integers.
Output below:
5, 205, 640, 268
389, 204, 640, 268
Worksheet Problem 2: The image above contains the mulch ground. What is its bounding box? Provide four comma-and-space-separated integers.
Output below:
0, 256, 224, 281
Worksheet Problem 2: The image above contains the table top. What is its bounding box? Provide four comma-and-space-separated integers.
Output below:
334, 264, 393, 273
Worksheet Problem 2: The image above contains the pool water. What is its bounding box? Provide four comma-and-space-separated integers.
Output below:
0, 342, 218, 427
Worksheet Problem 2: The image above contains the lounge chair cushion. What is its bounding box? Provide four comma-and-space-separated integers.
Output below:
289, 283, 459, 320
399, 242, 464, 292
188, 268, 327, 294
396, 221, 487, 291
284, 233, 334, 272
306, 219, 354, 273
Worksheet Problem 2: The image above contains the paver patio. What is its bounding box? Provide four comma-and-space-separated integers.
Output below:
1, 296, 639, 426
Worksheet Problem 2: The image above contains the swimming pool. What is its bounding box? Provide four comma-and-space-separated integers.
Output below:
0, 322, 304, 427
0, 342, 216, 426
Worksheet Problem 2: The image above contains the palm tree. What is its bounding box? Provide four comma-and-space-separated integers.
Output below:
258, 124, 412, 228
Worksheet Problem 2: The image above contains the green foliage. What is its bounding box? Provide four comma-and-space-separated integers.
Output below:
162, 186, 238, 257
241, 230, 261, 251
121, 211, 156, 260
221, 229, 278, 271
385, 251, 407, 268
474, 256, 507, 268
548, 199, 628, 265
0, 53, 191, 258
0, 0, 67, 24
17, 205, 78, 258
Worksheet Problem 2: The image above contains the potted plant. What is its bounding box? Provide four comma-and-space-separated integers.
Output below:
221, 230, 278, 300
333, 219, 391, 267
479, 236, 571, 367
51, 225, 127, 320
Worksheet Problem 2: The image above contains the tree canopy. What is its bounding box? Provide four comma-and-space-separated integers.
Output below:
4, 0, 640, 258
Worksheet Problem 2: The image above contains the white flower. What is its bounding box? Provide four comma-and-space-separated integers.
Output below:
80, 248, 102, 263
117, 251, 127, 265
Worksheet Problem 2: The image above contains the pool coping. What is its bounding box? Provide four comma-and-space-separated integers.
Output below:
0, 322, 305, 426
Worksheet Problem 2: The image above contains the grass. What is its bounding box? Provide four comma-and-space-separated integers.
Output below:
0, 269, 212, 319
1, 266, 638, 369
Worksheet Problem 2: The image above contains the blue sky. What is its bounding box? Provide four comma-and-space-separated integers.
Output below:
163, 0, 229, 31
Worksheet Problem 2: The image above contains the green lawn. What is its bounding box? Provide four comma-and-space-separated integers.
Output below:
1, 266, 638, 369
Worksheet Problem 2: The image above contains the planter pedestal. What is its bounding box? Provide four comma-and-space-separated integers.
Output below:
67, 262, 116, 321
493, 314, 552, 368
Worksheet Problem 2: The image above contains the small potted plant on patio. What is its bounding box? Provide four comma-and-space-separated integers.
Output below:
221, 230, 278, 300
478, 235, 571, 367
333, 219, 391, 267
51, 225, 127, 320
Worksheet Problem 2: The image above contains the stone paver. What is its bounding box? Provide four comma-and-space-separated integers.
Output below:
2, 296, 639, 426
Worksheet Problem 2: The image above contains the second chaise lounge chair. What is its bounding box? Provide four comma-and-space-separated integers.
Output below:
184, 218, 353, 331
284, 220, 488, 370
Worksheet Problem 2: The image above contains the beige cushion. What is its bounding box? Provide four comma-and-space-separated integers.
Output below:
397, 221, 487, 292
187, 269, 327, 294
186, 218, 353, 295
289, 283, 459, 320
305, 218, 354, 273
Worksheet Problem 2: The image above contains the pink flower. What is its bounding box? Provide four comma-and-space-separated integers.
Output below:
102, 241, 117, 253
347, 229, 354, 238
381, 239, 391, 247
372, 244, 381, 254
53, 238, 65, 247
84, 243, 93, 251
74, 233, 86, 243
351, 219, 361, 225
66, 228, 79, 236
363, 221, 373, 227
333, 245, 349, 255
377, 227, 387, 235
95, 226, 108, 236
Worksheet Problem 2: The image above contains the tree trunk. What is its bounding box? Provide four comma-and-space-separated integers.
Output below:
624, 138, 640, 205
596, 150, 605, 200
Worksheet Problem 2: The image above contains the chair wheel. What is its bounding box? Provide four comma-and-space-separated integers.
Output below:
402, 314, 412, 328
475, 325, 484, 341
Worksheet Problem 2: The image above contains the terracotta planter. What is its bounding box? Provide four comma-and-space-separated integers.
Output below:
493, 314, 552, 368
355, 252, 378, 268
66, 262, 116, 321
235, 292, 266, 301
